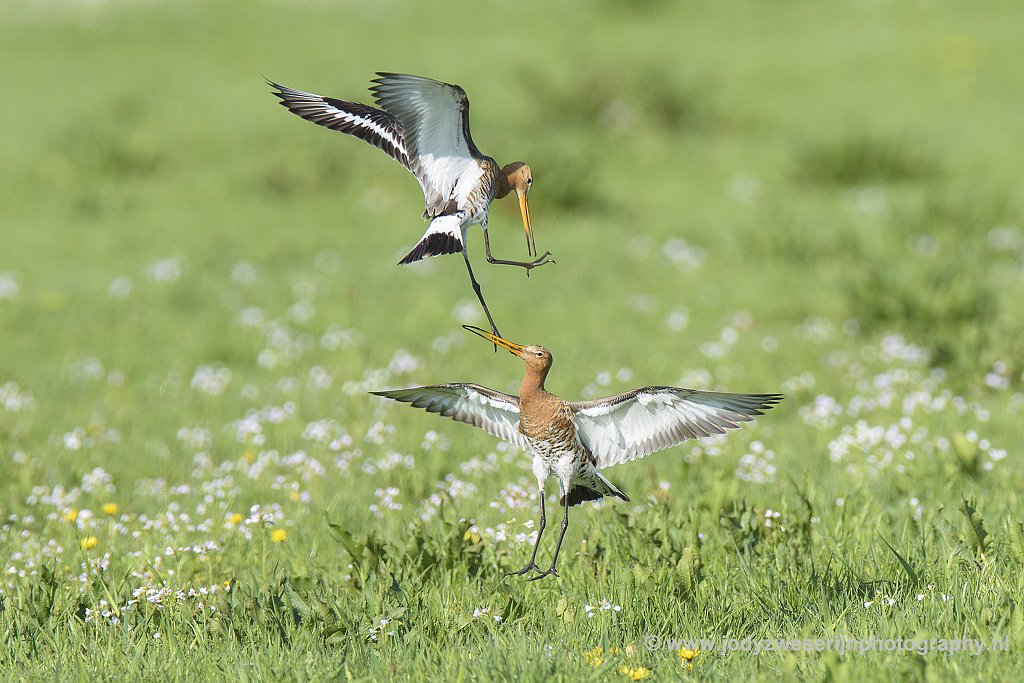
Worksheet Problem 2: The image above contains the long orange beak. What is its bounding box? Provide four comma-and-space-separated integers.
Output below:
517, 189, 536, 258
463, 325, 524, 356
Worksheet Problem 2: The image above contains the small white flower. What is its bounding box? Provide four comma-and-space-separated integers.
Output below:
107, 277, 133, 299
145, 257, 183, 284
231, 261, 257, 286
0, 272, 19, 300
191, 364, 231, 396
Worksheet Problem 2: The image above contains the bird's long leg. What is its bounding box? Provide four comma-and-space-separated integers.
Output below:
529, 492, 569, 581
461, 249, 502, 338
505, 492, 546, 577
482, 228, 554, 274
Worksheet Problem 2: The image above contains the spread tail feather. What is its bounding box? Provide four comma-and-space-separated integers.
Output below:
560, 471, 630, 507
397, 214, 464, 265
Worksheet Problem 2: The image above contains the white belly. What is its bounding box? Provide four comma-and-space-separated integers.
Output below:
528, 436, 585, 492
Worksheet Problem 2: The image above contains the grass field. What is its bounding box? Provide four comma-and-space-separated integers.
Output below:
2, 0, 1024, 679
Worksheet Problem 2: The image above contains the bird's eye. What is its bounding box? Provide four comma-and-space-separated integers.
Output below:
535, 351, 543, 357
527, 178, 533, 185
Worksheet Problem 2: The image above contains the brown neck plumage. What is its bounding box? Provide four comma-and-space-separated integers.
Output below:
520, 364, 550, 401
495, 171, 512, 200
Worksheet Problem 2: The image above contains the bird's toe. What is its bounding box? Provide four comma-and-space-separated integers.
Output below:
526, 567, 559, 581
504, 562, 540, 578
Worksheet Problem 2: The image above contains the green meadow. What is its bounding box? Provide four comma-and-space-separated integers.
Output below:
2, 0, 1023, 679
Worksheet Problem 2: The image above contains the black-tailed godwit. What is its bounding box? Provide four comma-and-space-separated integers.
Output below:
372, 325, 782, 579
269, 73, 554, 334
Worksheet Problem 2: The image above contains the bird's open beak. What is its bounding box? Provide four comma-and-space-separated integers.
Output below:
516, 189, 536, 258
463, 325, 524, 356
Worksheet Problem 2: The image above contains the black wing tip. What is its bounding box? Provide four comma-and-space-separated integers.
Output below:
267, 80, 311, 106
266, 79, 295, 97
370, 71, 407, 91
369, 390, 400, 400
370, 389, 417, 405
735, 393, 784, 417
371, 71, 456, 93
373, 71, 432, 82
397, 232, 462, 265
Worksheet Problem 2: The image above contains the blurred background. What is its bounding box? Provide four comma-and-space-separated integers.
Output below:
4, 0, 1022, 374
2, 1, 1023, 675
3, 0, 1023, 482
4, 0, 1023, 382
4, 0, 1024, 484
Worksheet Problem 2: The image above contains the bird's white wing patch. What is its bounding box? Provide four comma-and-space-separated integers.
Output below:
418, 155, 484, 213
370, 73, 482, 215
371, 384, 529, 450
570, 388, 782, 468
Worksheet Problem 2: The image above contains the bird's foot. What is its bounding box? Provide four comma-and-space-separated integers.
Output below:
504, 562, 541, 578
526, 566, 560, 581
525, 251, 555, 270
485, 252, 556, 273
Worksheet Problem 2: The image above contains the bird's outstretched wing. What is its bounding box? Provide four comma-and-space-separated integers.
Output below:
370, 73, 485, 217
371, 384, 529, 450
569, 388, 782, 468
268, 80, 411, 169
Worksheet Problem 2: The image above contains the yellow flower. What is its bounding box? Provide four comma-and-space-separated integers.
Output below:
584, 647, 620, 667
618, 665, 651, 680
271, 529, 287, 543
242, 448, 257, 464
463, 529, 481, 544
228, 513, 243, 525
81, 536, 98, 550
101, 502, 118, 516
677, 647, 700, 670
63, 509, 79, 522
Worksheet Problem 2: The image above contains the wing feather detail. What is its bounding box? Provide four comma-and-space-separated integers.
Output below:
569, 388, 782, 467
268, 81, 410, 168
371, 384, 529, 450
370, 73, 484, 217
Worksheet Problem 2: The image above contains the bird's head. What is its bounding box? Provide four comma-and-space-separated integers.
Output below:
463, 325, 552, 372
498, 162, 536, 257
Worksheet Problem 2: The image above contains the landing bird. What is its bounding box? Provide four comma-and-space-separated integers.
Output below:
268, 73, 554, 335
371, 326, 783, 580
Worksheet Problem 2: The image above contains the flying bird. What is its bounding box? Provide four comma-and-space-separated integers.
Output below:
372, 326, 782, 580
268, 73, 554, 335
